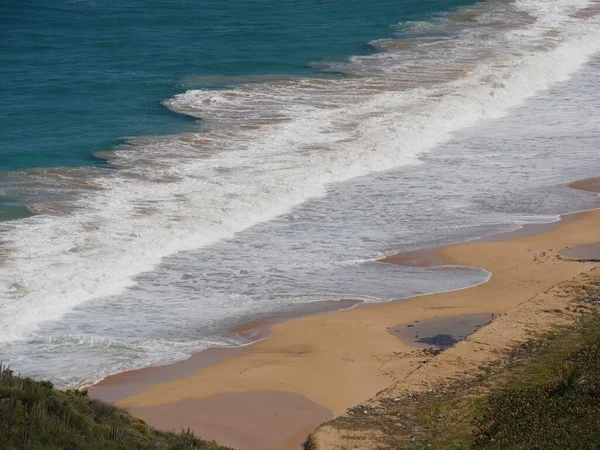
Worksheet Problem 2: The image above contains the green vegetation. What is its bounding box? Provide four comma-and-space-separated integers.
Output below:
310, 273, 600, 449
473, 333, 600, 449
0, 364, 233, 450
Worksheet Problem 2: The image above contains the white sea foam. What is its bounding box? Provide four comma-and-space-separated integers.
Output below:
1, 0, 600, 372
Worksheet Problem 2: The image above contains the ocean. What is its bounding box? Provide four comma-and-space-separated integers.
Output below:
1, 0, 599, 387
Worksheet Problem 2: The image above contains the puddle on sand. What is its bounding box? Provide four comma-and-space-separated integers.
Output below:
389, 313, 495, 351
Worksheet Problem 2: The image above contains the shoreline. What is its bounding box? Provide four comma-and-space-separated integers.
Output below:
90, 298, 363, 404
90, 178, 600, 450
89, 180, 596, 398
88, 184, 592, 399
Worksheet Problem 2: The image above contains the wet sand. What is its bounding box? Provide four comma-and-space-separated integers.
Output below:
89, 298, 361, 404
91, 178, 600, 450
389, 313, 495, 351
230, 299, 363, 342
379, 249, 454, 267
569, 177, 600, 195
560, 178, 600, 261
89, 346, 249, 404
561, 243, 600, 261
130, 391, 331, 450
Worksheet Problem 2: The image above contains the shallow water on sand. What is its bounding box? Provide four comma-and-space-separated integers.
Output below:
390, 313, 496, 350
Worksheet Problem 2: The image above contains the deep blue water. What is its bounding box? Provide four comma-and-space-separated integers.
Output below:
1, 0, 478, 172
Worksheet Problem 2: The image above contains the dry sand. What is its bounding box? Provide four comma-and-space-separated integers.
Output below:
91, 179, 600, 450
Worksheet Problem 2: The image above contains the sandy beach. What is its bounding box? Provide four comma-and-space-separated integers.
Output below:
91, 179, 600, 450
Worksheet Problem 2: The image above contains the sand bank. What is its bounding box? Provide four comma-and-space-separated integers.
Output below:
569, 177, 600, 194
91, 179, 600, 450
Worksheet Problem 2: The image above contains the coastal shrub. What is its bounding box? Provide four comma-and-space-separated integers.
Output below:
0, 363, 233, 450
557, 360, 581, 393
473, 336, 600, 449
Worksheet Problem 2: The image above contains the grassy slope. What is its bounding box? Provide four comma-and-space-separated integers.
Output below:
0, 367, 234, 450
307, 274, 600, 449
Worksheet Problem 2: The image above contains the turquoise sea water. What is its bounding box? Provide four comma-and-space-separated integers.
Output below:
1, 0, 475, 172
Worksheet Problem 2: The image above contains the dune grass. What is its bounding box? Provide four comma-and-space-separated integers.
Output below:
472, 329, 600, 449
0, 364, 233, 450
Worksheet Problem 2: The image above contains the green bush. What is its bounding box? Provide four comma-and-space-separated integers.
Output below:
0, 363, 233, 450
473, 336, 600, 449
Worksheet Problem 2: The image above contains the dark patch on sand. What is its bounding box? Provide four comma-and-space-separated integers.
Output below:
389, 313, 495, 351
129, 390, 332, 450
560, 243, 600, 262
